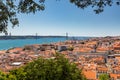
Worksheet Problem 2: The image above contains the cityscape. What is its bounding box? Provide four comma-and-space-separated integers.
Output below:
0, 36, 120, 79
0, 0, 120, 80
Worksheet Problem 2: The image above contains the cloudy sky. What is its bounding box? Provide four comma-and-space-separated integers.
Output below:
2, 0, 120, 37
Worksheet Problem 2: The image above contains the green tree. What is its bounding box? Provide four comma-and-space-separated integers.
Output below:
0, 0, 120, 34
99, 74, 109, 80
9, 54, 86, 80
0, 70, 17, 80
6, 74, 17, 80
0, 70, 7, 80
8, 67, 26, 80
70, 0, 120, 14
0, 0, 45, 34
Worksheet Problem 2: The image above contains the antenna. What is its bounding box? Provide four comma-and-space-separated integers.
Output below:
66, 32, 68, 40
9, 32, 11, 36
36, 33, 38, 39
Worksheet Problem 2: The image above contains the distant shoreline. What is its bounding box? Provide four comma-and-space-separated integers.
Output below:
0, 36, 66, 40
0, 36, 92, 40
0, 36, 91, 50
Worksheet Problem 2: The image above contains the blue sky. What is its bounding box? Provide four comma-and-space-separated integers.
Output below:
2, 0, 120, 37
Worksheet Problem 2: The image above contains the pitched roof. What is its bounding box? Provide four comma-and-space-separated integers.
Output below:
83, 70, 97, 80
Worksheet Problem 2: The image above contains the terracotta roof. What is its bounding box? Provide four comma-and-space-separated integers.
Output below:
113, 66, 120, 70
8, 47, 23, 53
0, 50, 6, 55
97, 67, 108, 72
110, 73, 120, 80
83, 70, 97, 80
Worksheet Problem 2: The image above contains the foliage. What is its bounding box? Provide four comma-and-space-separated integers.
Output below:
0, 0, 45, 34
0, 71, 7, 80
6, 74, 17, 80
0, 0, 120, 34
99, 74, 109, 80
0, 70, 19, 80
9, 54, 86, 80
9, 67, 26, 80
70, 0, 120, 14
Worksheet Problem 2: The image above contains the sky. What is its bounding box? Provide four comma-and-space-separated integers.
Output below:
1, 0, 120, 37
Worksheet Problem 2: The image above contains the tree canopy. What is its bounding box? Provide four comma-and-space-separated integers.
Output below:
0, 71, 7, 80
8, 54, 86, 80
70, 0, 120, 14
0, 0, 120, 34
99, 74, 109, 80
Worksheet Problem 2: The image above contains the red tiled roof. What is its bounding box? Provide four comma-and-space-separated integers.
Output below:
83, 70, 97, 80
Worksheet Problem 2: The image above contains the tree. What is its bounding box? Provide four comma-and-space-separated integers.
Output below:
0, 0, 45, 34
0, 71, 7, 80
0, 0, 120, 34
9, 54, 86, 80
99, 74, 109, 80
70, 0, 120, 14
8, 67, 26, 80
0, 70, 17, 80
